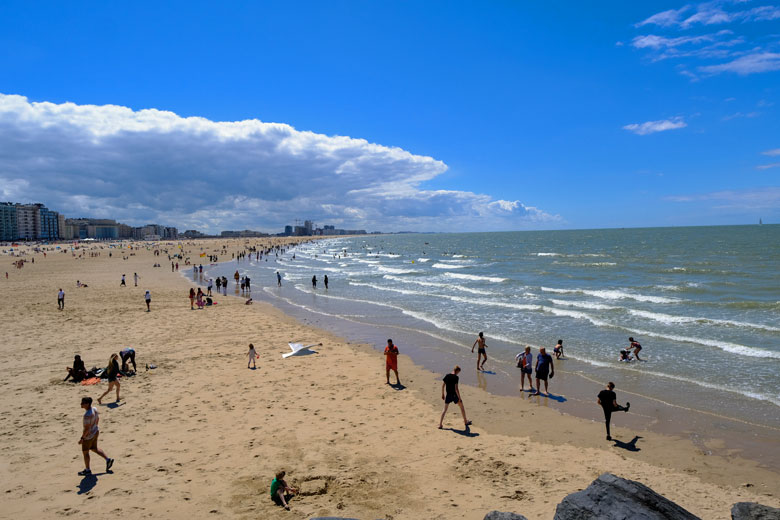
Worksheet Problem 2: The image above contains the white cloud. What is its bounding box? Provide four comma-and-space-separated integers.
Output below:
0, 94, 557, 233
637, 2, 780, 28
665, 187, 780, 209
756, 162, 780, 170
698, 51, 780, 75
762, 148, 780, 156
623, 118, 687, 135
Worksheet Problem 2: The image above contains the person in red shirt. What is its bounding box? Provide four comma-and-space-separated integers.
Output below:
384, 339, 401, 386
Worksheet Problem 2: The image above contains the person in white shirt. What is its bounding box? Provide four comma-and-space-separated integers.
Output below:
78, 397, 114, 476
516, 346, 535, 392
57, 289, 65, 310
144, 291, 151, 312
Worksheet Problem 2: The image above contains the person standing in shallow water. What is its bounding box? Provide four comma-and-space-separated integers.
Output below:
324, 275, 329, 289
534, 347, 554, 396
629, 337, 643, 361
438, 366, 472, 429
597, 382, 630, 441
471, 332, 488, 371
311, 275, 317, 288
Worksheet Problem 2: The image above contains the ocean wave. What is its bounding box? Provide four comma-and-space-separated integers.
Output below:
416, 258, 431, 262
540, 287, 680, 304
432, 263, 467, 269
631, 328, 780, 359
452, 254, 466, 258
628, 309, 780, 332
445, 272, 507, 283
536, 252, 562, 256
383, 275, 492, 295
549, 299, 618, 311
377, 266, 419, 275
349, 281, 426, 297
374, 253, 400, 258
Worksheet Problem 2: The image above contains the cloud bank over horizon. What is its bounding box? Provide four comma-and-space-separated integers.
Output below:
0, 94, 557, 233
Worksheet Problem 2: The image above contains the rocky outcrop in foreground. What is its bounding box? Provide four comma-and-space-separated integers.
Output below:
731, 502, 780, 520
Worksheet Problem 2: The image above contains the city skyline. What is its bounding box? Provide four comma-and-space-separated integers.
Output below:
0, 2, 778, 232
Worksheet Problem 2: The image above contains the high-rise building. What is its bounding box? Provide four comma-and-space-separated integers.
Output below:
15, 205, 37, 240
0, 203, 18, 241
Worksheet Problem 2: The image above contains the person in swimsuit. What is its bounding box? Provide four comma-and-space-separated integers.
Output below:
534, 347, 554, 396
384, 339, 400, 385
471, 332, 488, 371
438, 366, 472, 429
98, 353, 121, 404
628, 337, 643, 361
553, 339, 564, 359
597, 382, 630, 441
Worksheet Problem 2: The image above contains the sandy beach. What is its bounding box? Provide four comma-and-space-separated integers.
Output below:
1, 239, 778, 520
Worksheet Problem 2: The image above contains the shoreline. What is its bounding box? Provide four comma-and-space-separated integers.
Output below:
198, 243, 780, 475
1, 238, 778, 519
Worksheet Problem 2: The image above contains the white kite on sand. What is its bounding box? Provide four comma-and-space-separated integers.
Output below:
283, 342, 322, 359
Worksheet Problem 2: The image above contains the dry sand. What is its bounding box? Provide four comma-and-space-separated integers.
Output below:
1, 239, 778, 520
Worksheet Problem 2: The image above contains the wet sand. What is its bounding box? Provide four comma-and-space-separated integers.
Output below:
1, 239, 778, 519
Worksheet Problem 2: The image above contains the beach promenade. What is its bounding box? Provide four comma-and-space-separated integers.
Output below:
1, 239, 778, 519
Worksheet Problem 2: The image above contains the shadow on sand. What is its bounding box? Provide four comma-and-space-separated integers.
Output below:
614, 435, 642, 452
440, 426, 480, 438
77, 471, 110, 495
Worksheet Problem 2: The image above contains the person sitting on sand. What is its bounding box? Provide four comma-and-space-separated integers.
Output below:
438, 365, 472, 430
98, 354, 121, 404
553, 339, 564, 359
245, 298, 253, 305
597, 382, 630, 441
65, 355, 87, 382
270, 470, 298, 510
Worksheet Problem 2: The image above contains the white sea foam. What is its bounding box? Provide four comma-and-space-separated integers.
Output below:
631, 328, 780, 359
452, 254, 466, 258
445, 272, 506, 283
549, 299, 618, 311
376, 266, 418, 275
537, 252, 562, 256
416, 258, 431, 262
628, 309, 780, 332
375, 253, 401, 258
585, 262, 617, 266
540, 287, 680, 304
432, 263, 467, 269
383, 275, 492, 295
349, 281, 426, 297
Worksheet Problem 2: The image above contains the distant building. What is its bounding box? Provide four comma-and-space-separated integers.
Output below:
0, 203, 18, 241
284, 225, 293, 236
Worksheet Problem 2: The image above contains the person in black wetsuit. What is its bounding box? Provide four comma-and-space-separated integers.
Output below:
597, 381, 630, 441
65, 355, 87, 382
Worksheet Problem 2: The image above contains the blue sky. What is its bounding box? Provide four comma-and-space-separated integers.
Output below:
0, 1, 778, 232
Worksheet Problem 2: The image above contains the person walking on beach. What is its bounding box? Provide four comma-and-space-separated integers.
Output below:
471, 332, 488, 371
120, 274, 126, 286
207, 278, 213, 296
234, 270, 240, 286
189, 288, 196, 310
245, 276, 250, 292
438, 366, 472, 429
78, 397, 114, 476
222, 276, 228, 295
597, 382, 630, 441
276, 271, 282, 286
215, 277, 221, 293
517, 346, 534, 392
144, 290, 151, 312
133, 272, 139, 287
58, 288, 65, 310
247, 343, 258, 369
553, 339, 564, 360
384, 339, 400, 385
534, 347, 554, 396
311, 275, 317, 288
324, 275, 329, 289
98, 354, 121, 404
628, 337, 643, 361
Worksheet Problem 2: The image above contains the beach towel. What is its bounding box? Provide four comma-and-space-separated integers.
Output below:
81, 377, 101, 386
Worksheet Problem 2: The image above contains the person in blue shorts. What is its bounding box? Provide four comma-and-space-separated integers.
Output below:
534, 347, 554, 396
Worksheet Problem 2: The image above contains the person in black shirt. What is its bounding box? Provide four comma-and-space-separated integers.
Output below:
597, 382, 630, 440
65, 355, 87, 382
438, 366, 472, 429
98, 353, 121, 405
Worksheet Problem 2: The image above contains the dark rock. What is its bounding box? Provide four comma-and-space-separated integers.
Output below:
732, 502, 780, 520
484, 512, 529, 520
554, 473, 700, 520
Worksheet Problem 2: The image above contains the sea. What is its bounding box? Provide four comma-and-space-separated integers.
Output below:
196, 225, 780, 464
